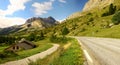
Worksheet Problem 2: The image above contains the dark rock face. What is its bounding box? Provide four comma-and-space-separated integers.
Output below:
26, 17, 42, 24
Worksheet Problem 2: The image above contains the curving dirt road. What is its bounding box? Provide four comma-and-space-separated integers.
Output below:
77, 37, 120, 65
1, 44, 59, 65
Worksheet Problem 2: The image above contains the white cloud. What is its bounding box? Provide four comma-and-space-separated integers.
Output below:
59, 0, 66, 3
57, 19, 65, 23
0, 0, 30, 28
32, 0, 54, 16
50, 0, 55, 2
0, 17, 26, 28
0, 0, 30, 17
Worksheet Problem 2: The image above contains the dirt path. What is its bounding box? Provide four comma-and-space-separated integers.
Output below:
1, 44, 59, 65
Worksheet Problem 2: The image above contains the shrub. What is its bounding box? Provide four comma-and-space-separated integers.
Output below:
112, 11, 120, 25
0, 51, 18, 59
109, 4, 116, 15
102, 4, 116, 17
88, 18, 94, 22
27, 33, 35, 41
49, 33, 70, 43
49, 33, 57, 43
35, 31, 44, 41
62, 27, 69, 35
80, 28, 86, 32
87, 13, 92, 16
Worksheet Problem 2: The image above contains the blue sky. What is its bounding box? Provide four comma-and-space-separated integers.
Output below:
0, 0, 88, 28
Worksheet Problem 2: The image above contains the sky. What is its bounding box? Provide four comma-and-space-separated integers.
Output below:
0, 0, 88, 28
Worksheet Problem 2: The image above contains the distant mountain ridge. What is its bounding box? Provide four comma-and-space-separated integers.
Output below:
0, 16, 58, 35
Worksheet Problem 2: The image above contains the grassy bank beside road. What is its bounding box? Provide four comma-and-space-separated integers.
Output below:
29, 38, 85, 65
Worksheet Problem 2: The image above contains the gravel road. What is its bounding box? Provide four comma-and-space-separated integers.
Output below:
77, 37, 120, 65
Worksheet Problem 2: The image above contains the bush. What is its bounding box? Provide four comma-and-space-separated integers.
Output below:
109, 4, 116, 15
27, 32, 44, 41
49, 33, 57, 43
88, 18, 94, 22
112, 11, 120, 25
0, 36, 16, 45
102, 4, 116, 17
27, 33, 35, 41
80, 28, 86, 32
35, 32, 44, 41
62, 27, 69, 35
0, 51, 18, 59
49, 34, 70, 43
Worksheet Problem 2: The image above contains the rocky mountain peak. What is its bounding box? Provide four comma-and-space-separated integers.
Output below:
24, 16, 57, 28
25, 17, 42, 24
26, 16, 56, 24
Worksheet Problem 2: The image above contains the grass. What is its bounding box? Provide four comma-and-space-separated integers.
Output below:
0, 46, 8, 52
18, 40, 52, 59
29, 38, 85, 65
0, 38, 52, 64
50, 38, 85, 65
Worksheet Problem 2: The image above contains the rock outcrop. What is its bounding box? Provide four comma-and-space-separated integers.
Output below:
67, 0, 114, 19
83, 0, 114, 11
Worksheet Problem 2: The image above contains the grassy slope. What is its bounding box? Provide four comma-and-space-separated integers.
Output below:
9, 0, 120, 39
0, 46, 8, 52
37, 0, 120, 39
0, 39, 52, 64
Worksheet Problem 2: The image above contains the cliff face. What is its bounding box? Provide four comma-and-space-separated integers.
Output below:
83, 0, 114, 11
67, 0, 114, 19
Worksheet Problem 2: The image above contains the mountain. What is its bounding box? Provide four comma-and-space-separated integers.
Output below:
1, 0, 120, 38
0, 16, 58, 35
25, 16, 57, 28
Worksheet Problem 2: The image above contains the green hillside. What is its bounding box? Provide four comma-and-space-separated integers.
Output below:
41, 0, 120, 38
7, 0, 120, 39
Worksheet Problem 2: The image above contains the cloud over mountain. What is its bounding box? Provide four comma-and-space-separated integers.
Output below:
0, 17, 25, 28
0, 0, 30, 16
32, 0, 54, 16
0, 0, 29, 28
59, 0, 66, 3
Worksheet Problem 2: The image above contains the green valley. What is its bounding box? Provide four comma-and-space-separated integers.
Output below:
0, 0, 120, 65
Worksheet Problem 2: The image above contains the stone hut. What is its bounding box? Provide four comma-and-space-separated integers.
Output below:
5, 39, 36, 52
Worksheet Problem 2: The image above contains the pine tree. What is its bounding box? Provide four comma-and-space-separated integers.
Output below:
39, 31, 44, 40
112, 11, 120, 25
109, 4, 116, 15
27, 33, 35, 41
62, 27, 69, 35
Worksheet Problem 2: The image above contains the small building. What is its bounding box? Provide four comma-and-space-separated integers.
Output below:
5, 39, 36, 52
